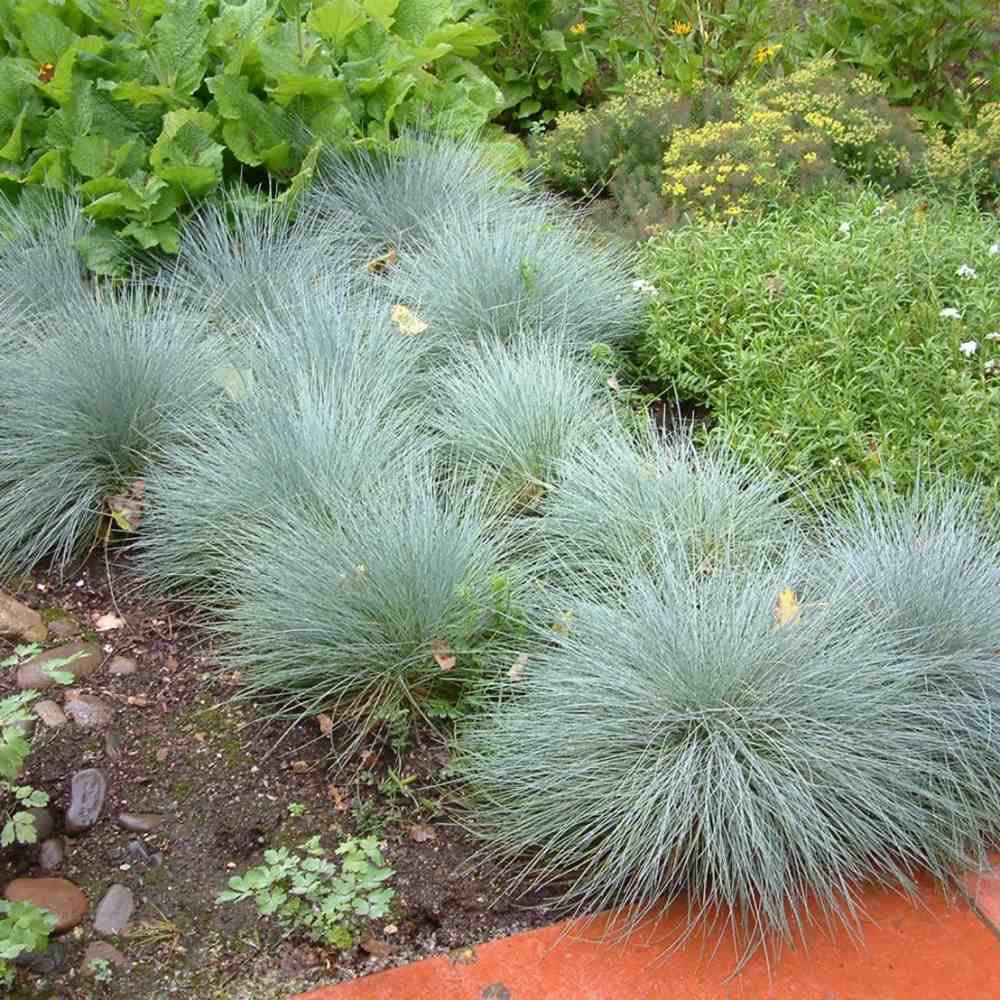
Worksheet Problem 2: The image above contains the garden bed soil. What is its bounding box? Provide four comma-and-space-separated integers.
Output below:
0, 552, 559, 1000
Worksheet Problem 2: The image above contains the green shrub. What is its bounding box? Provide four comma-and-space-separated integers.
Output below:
456, 537, 999, 953
0, 899, 56, 989
634, 190, 1000, 502
0, 288, 230, 574
0, 0, 503, 272
661, 106, 841, 223
925, 102, 1000, 204
802, 0, 1000, 126
747, 59, 924, 186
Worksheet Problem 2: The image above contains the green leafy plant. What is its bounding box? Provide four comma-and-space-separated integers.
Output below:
634, 189, 1000, 503
802, 0, 1000, 126
216, 835, 394, 948
88, 956, 114, 983
925, 101, 1000, 204
0, 0, 503, 271
0, 899, 57, 988
1, 645, 79, 848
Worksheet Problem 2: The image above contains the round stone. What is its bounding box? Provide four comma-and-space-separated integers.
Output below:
4, 877, 88, 932
65, 694, 114, 729
108, 655, 138, 676
38, 838, 65, 871
17, 642, 101, 691
93, 884, 135, 937
65, 769, 107, 834
83, 941, 126, 972
117, 813, 164, 834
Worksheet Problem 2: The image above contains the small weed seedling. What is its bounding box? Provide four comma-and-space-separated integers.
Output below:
216, 836, 394, 948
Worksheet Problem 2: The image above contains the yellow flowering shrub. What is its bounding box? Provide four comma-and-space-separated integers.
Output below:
662, 110, 841, 223
925, 103, 1000, 201
746, 60, 924, 185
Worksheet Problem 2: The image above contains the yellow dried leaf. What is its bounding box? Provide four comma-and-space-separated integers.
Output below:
391, 304, 428, 336
316, 713, 333, 736
773, 587, 800, 628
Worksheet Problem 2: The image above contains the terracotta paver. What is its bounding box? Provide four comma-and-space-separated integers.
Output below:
291, 871, 1000, 1000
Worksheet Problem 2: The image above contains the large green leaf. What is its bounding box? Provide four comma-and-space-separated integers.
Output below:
391, 0, 448, 41
307, 0, 366, 46
150, 0, 209, 98
362, 0, 398, 31
209, 0, 273, 73
207, 73, 292, 170
0, 107, 26, 160
267, 72, 346, 104
149, 107, 223, 195
423, 22, 497, 59
13, 1, 78, 63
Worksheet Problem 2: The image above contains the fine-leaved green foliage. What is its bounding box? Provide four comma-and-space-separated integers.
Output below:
635, 189, 1000, 503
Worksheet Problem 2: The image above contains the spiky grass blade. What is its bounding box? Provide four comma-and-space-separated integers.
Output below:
0, 288, 229, 575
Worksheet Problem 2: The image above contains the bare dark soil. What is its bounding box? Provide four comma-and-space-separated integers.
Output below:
0, 552, 560, 999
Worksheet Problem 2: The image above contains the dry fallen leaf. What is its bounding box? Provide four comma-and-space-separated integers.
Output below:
390, 304, 428, 336
107, 479, 145, 533
367, 247, 397, 275
290, 760, 309, 774
607, 375, 621, 392
409, 823, 436, 843
316, 713, 333, 737
328, 784, 348, 811
773, 587, 800, 628
94, 613, 125, 632
127, 695, 149, 707
431, 639, 455, 672
509, 653, 529, 681
914, 200, 929, 223
764, 275, 786, 297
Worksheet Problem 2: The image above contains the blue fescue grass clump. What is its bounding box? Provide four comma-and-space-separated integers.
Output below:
0, 192, 91, 334
0, 288, 229, 575
455, 538, 1000, 953
161, 192, 359, 333
385, 200, 644, 350
213, 474, 521, 747
137, 366, 431, 603
429, 335, 615, 509
531, 427, 802, 585
309, 133, 533, 254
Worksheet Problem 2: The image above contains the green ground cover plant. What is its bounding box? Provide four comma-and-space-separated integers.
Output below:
634, 189, 1000, 502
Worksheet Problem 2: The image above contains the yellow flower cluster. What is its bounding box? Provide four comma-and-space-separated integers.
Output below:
568, 21, 587, 36
662, 109, 837, 223
672, 20, 693, 36
925, 102, 1000, 197
754, 43, 782, 65
748, 59, 921, 183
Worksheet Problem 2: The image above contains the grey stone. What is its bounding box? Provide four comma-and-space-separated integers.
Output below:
38, 837, 65, 871
93, 884, 135, 936
48, 617, 80, 639
17, 642, 101, 690
33, 699, 67, 727
0, 593, 46, 643
108, 655, 138, 676
65, 769, 107, 834
65, 694, 114, 729
117, 812, 164, 834
26, 807, 54, 841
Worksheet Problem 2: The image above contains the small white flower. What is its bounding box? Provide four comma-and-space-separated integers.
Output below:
985, 359, 998, 373
990, 243, 1000, 255
987, 332, 1000, 341
631, 278, 658, 297
957, 264, 978, 279
838, 221, 852, 234
940, 307, 963, 320
960, 340, 979, 357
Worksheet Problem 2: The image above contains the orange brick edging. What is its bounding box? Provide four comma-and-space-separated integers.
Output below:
290, 864, 1000, 1000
